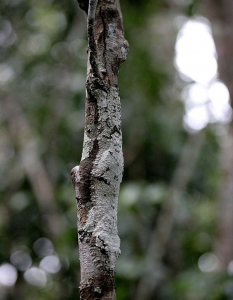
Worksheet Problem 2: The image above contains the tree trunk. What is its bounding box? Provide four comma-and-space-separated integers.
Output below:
135, 131, 205, 300
71, 0, 128, 299
203, 0, 233, 270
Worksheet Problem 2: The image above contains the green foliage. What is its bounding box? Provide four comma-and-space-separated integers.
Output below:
0, 0, 230, 299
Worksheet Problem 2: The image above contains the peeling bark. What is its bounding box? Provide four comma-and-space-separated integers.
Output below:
71, 1, 128, 299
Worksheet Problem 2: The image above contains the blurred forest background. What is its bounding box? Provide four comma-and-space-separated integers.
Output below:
1, 0, 233, 299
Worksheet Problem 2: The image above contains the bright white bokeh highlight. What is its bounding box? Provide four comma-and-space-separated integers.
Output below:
24, 267, 47, 287
187, 83, 208, 105
0, 263, 18, 286
184, 105, 209, 131
175, 17, 232, 132
183, 81, 232, 131
208, 81, 232, 122
40, 255, 61, 274
175, 19, 217, 84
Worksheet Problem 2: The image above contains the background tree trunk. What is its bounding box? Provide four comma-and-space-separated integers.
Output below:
135, 131, 205, 300
203, 0, 233, 270
71, 0, 128, 298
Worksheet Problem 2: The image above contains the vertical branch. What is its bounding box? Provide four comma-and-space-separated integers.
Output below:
135, 131, 205, 300
3, 97, 64, 240
215, 128, 233, 269
203, 0, 233, 270
71, 0, 128, 299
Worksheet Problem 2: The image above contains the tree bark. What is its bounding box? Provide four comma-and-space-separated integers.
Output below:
71, 1, 128, 299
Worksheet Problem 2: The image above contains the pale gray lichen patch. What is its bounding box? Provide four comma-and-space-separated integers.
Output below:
71, 165, 81, 197
81, 133, 94, 160
79, 242, 96, 281
121, 46, 128, 61
108, 24, 117, 38
95, 232, 120, 269
94, 287, 102, 294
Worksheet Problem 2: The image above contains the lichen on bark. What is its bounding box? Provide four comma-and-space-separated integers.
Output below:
71, 0, 128, 299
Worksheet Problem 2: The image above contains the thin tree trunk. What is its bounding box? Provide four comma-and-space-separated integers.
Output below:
71, 1, 128, 299
3, 97, 64, 240
216, 127, 233, 269
203, 0, 233, 270
135, 131, 205, 300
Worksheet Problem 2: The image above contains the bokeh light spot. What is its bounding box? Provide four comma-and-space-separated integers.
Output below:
184, 105, 209, 132
175, 19, 217, 84
0, 263, 18, 286
24, 267, 47, 287
40, 255, 61, 274
198, 253, 219, 273
10, 250, 32, 271
33, 238, 54, 257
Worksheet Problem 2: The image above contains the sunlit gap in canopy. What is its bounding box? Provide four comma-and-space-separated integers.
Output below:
174, 16, 232, 132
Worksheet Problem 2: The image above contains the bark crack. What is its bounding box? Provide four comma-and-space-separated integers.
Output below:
87, 0, 100, 78
99, 5, 108, 82
78, 139, 99, 206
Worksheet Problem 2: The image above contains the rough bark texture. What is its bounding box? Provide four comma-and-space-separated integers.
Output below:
71, 1, 128, 299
